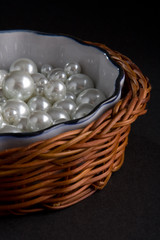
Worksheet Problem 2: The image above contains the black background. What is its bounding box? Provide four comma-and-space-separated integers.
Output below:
0, 5, 159, 240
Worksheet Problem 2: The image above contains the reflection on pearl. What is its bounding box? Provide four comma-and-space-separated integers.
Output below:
32, 73, 47, 85
32, 73, 48, 96
53, 99, 76, 116
66, 73, 94, 95
48, 68, 67, 82
16, 117, 28, 132
76, 88, 106, 106
64, 62, 81, 76
2, 99, 30, 125
27, 96, 51, 112
48, 107, 70, 124
40, 64, 53, 76
10, 58, 38, 74
2, 71, 35, 101
0, 70, 8, 88
65, 90, 76, 101
72, 103, 94, 119
27, 111, 53, 132
44, 80, 66, 103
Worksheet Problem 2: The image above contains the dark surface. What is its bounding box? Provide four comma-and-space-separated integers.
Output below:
0, 6, 159, 240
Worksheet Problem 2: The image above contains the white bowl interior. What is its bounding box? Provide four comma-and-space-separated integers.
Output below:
0, 31, 124, 150
0, 31, 119, 98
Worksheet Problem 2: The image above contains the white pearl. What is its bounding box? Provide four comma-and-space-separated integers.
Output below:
44, 80, 66, 103
32, 73, 48, 96
47, 68, 63, 78
64, 62, 81, 76
2, 99, 30, 125
48, 69, 67, 82
10, 58, 38, 74
48, 107, 70, 124
0, 70, 8, 88
65, 90, 76, 101
16, 117, 28, 132
40, 64, 53, 76
27, 111, 53, 132
27, 96, 51, 112
72, 103, 94, 119
66, 73, 94, 95
53, 99, 76, 117
34, 86, 44, 96
0, 125, 22, 133
32, 73, 47, 85
2, 71, 35, 101
76, 88, 106, 106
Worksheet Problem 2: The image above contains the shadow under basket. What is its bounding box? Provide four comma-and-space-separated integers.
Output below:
0, 42, 151, 216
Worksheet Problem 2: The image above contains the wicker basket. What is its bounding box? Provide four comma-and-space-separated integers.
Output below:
0, 42, 151, 215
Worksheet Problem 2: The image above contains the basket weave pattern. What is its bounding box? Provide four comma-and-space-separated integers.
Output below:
0, 42, 151, 215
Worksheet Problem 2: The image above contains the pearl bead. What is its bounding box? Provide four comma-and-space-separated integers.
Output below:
65, 90, 76, 101
2, 71, 35, 101
32, 73, 48, 85
2, 99, 30, 125
66, 73, 94, 95
0, 60, 107, 133
64, 62, 81, 76
32, 73, 48, 96
48, 107, 70, 124
34, 86, 44, 96
44, 80, 66, 103
27, 111, 53, 132
40, 64, 53, 76
76, 88, 106, 106
27, 96, 51, 112
0, 125, 22, 133
72, 103, 94, 119
10, 58, 38, 74
48, 69, 67, 82
0, 70, 8, 88
53, 99, 76, 117
16, 117, 28, 132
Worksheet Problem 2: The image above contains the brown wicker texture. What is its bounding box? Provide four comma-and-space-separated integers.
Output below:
0, 42, 151, 215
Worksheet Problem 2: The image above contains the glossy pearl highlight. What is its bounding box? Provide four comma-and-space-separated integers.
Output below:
2, 71, 35, 101
27, 96, 51, 112
72, 103, 94, 119
10, 58, 38, 74
40, 64, 53, 76
76, 88, 106, 106
2, 99, 30, 125
64, 62, 81, 76
53, 99, 76, 116
44, 80, 66, 103
48, 107, 70, 124
27, 111, 53, 132
66, 73, 94, 95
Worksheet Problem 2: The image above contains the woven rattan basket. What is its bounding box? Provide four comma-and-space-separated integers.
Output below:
0, 42, 151, 215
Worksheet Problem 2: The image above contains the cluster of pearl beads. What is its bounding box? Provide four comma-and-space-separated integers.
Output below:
0, 58, 106, 133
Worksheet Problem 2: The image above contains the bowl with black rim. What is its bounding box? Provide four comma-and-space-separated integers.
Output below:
0, 30, 125, 150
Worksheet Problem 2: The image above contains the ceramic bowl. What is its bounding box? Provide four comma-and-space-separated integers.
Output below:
0, 30, 125, 150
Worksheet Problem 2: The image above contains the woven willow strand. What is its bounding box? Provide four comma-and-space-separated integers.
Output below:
0, 42, 151, 215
